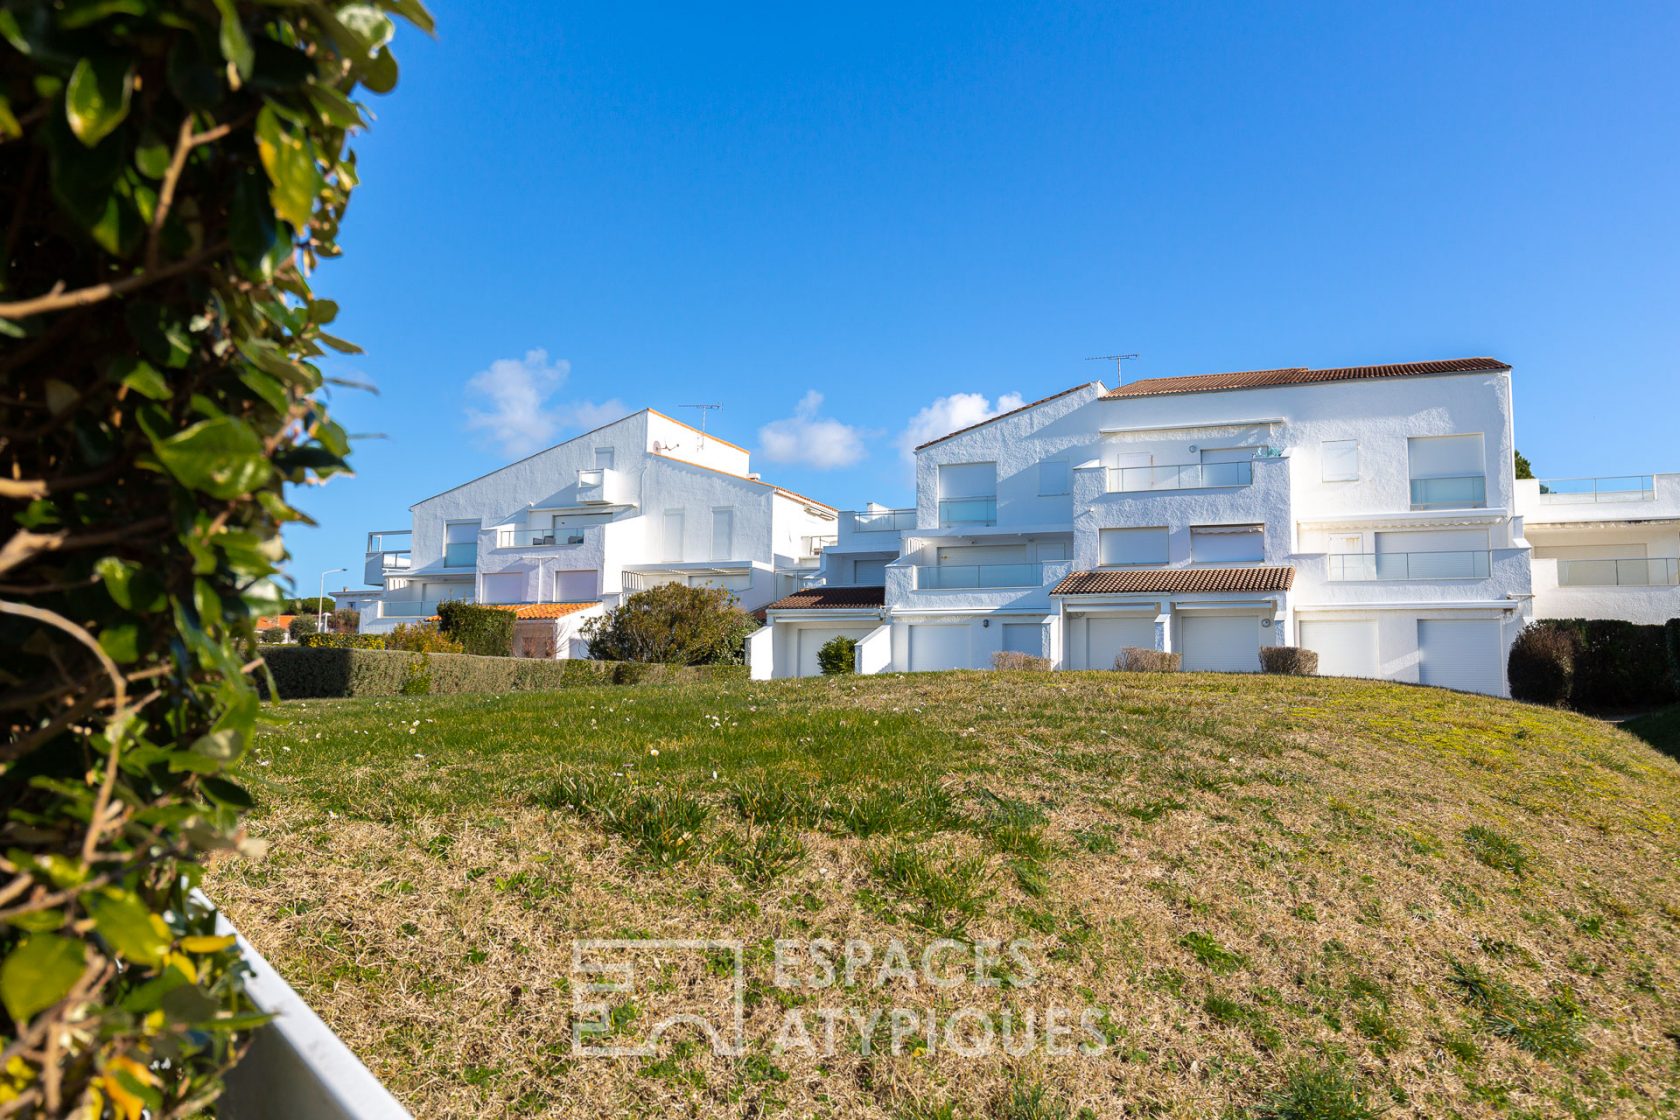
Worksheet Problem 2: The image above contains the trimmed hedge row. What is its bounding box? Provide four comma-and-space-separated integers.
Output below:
1508, 618, 1680, 711
1260, 646, 1320, 676
262, 647, 748, 699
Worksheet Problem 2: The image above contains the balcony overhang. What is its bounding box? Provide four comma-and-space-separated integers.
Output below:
1099, 417, 1285, 437
1295, 509, 1506, 532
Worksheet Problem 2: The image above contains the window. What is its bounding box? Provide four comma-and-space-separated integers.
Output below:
1408, 434, 1487, 508
1190, 524, 1265, 564
1099, 526, 1169, 567
711, 508, 734, 560
594, 446, 615, 471
662, 510, 684, 562
481, 572, 524, 605
444, 521, 478, 567
1322, 439, 1358, 482
938, 462, 997, 526
1038, 460, 1071, 496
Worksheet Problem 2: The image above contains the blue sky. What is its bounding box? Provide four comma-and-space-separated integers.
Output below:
285, 1, 1680, 597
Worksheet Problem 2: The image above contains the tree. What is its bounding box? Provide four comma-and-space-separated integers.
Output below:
288, 613, 319, 641
1514, 450, 1535, 480
287, 596, 333, 615
584, 584, 757, 665
0, 1, 429, 1110
330, 607, 361, 634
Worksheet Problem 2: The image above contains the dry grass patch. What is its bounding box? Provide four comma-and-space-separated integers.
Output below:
208, 672, 1680, 1118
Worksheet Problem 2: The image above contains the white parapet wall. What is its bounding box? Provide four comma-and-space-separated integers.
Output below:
856, 624, 894, 674
746, 625, 774, 680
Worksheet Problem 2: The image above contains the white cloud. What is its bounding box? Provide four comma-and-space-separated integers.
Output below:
897, 390, 1026, 463
462, 349, 623, 457
757, 390, 870, 469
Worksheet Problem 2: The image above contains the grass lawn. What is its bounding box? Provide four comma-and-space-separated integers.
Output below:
206, 672, 1680, 1119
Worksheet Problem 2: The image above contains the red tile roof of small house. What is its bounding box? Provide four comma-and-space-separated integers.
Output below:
762, 586, 887, 611
1100, 357, 1509, 400
1051, 567, 1296, 595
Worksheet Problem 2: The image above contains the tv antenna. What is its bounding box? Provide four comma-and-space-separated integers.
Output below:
1086, 353, 1139, 384
680, 403, 722, 447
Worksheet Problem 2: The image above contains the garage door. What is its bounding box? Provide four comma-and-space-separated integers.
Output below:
1081, 616, 1155, 670
1299, 620, 1379, 679
1417, 619, 1504, 695
908, 625, 970, 672
796, 626, 875, 677
1180, 615, 1261, 673
1002, 622, 1046, 657
554, 570, 598, 601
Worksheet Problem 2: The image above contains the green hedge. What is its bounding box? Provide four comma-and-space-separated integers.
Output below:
1511, 619, 1680, 711
262, 647, 747, 699
438, 601, 517, 656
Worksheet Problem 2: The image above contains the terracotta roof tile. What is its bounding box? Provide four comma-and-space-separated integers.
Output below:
1101, 357, 1510, 400
914, 382, 1102, 451
764, 586, 886, 611
505, 602, 600, 620
1052, 567, 1295, 595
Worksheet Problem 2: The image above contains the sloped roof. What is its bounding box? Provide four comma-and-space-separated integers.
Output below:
648, 453, 837, 512
763, 586, 887, 611
502, 602, 600, 619
1101, 358, 1510, 400
914, 382, 1102, 452
1052, 567, 1296, 595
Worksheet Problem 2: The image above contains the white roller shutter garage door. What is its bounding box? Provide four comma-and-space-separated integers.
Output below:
1417, 619, 1505, 695
1299, 620, 1379, 679
908, 625, 970, 671
1081, 617, 1156, 670
1181, 615, 1261, 673
553, 570, 598, 601
795, 626, 875, 678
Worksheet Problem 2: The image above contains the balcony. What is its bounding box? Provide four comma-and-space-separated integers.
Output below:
363, 530, 412, 584
383, 596, 473, 618
492, 527, 588, 550
576, 466, 630, 505
1409, 475, 1487, 511
1558, 557, 1680, 587
1326, 550, 1493, 582
914, 562, 1051, 590
1105, 461, 1253, 493
1538, 476, 1656, 505
804, 534, 838, 556
622, 567, 752, 593
846, 508, 916, 533
937, 497, 997, 528
443, 542, 477, 567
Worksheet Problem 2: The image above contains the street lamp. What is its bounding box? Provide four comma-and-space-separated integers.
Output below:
317, 567, 347, 633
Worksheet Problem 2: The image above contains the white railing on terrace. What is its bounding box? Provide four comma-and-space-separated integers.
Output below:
383, 597, 474, 618
937, 497, 997, 527
1409, 475, 1487, 510
914, 562, 1050, 590
365, 530, 412, 569
1558, 557, 1680, 587
493, 527, 589, 549
622, 569, 752, 593
804, 534, 838, 555
846, 508, 916, 532
1326, 550, 1493, 581
1106, 461, 1253, 493
1538, 476, 1656, 504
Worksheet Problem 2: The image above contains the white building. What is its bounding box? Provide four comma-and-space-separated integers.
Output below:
758, 357, 1575, 695
347, 409, 837, 653
1517, 473, 1680, 626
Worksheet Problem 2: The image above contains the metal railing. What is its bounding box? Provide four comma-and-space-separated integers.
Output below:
937, 497, 997, 527
914, 562, 1048, 590
1409, 475, 1487, 510
1538, 475, 1656, 504
1558, 557, 1680, 587
1106, 461, 1254, 493
847, 508, 916, 532
365, 530, 411, 553
368, 549, 410, 569
443, 542, 478, 567
492, 527, 587, 549
622, 569, 752, 593
1326, 550, 1493, 581
804, 535, 838, 555
382, 597, 473, 618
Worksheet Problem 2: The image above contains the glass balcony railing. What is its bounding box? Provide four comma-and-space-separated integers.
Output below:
846, 508, 916, 532
1106, 461, 1254, 493
1326, 551, 1493, 581
383, 597, 473, 618
937, 497, 997, 527
1558, 557, 1679, 587
1538, 476, 1656, 504
443, 542, 478, 567
915, 562, 1048, 590
493, 527, 588, 549
1409, 475, 1487, 510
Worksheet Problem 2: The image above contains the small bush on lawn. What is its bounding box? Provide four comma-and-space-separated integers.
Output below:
288, 614, 319, 641
1117, 647, 1181, 672
818, 635, 858, 675
1508, 624, 1578, 706
386, 623, 464, 654
259, 627, 288, 644
438, 601, 517, 657
1260, 646, 1320, 676
993, 651, 1051, 671
585, 584, 757, 664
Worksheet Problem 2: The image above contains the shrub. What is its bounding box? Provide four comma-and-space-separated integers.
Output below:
288, 613, 320, 641
0, 0, 427, 1107
259, 627, 289, 644
1260, 646, 1320, 676
1508, 624, 1578, 706
261, 648, 733, 699
438, 601, 516, 657
584, 583, 756, 664
385, 623, 464, 654
301, 631, 387, 650
993, 650, 1051, 671
1116, 647, 1182, 672
1666, 618, 1680, 696
330, 608, 361, 634
818, 635, 858, 675
1515, 619, 1679, 710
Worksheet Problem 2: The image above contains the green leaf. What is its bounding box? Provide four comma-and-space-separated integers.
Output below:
0, 94, 20, 141
116, 357, 170, 401
134, 130, 171, 179
379, 0, 437, 35
201, 777, 254, 810
1, 935, 86, 1022
212, 0, 254, 81
85, 890, 169, 968
65, 56, 134, 147
99, 624, 140, 664
150, 417, 273, 500
255, 105, 323, 230
360, 44, 398, 95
